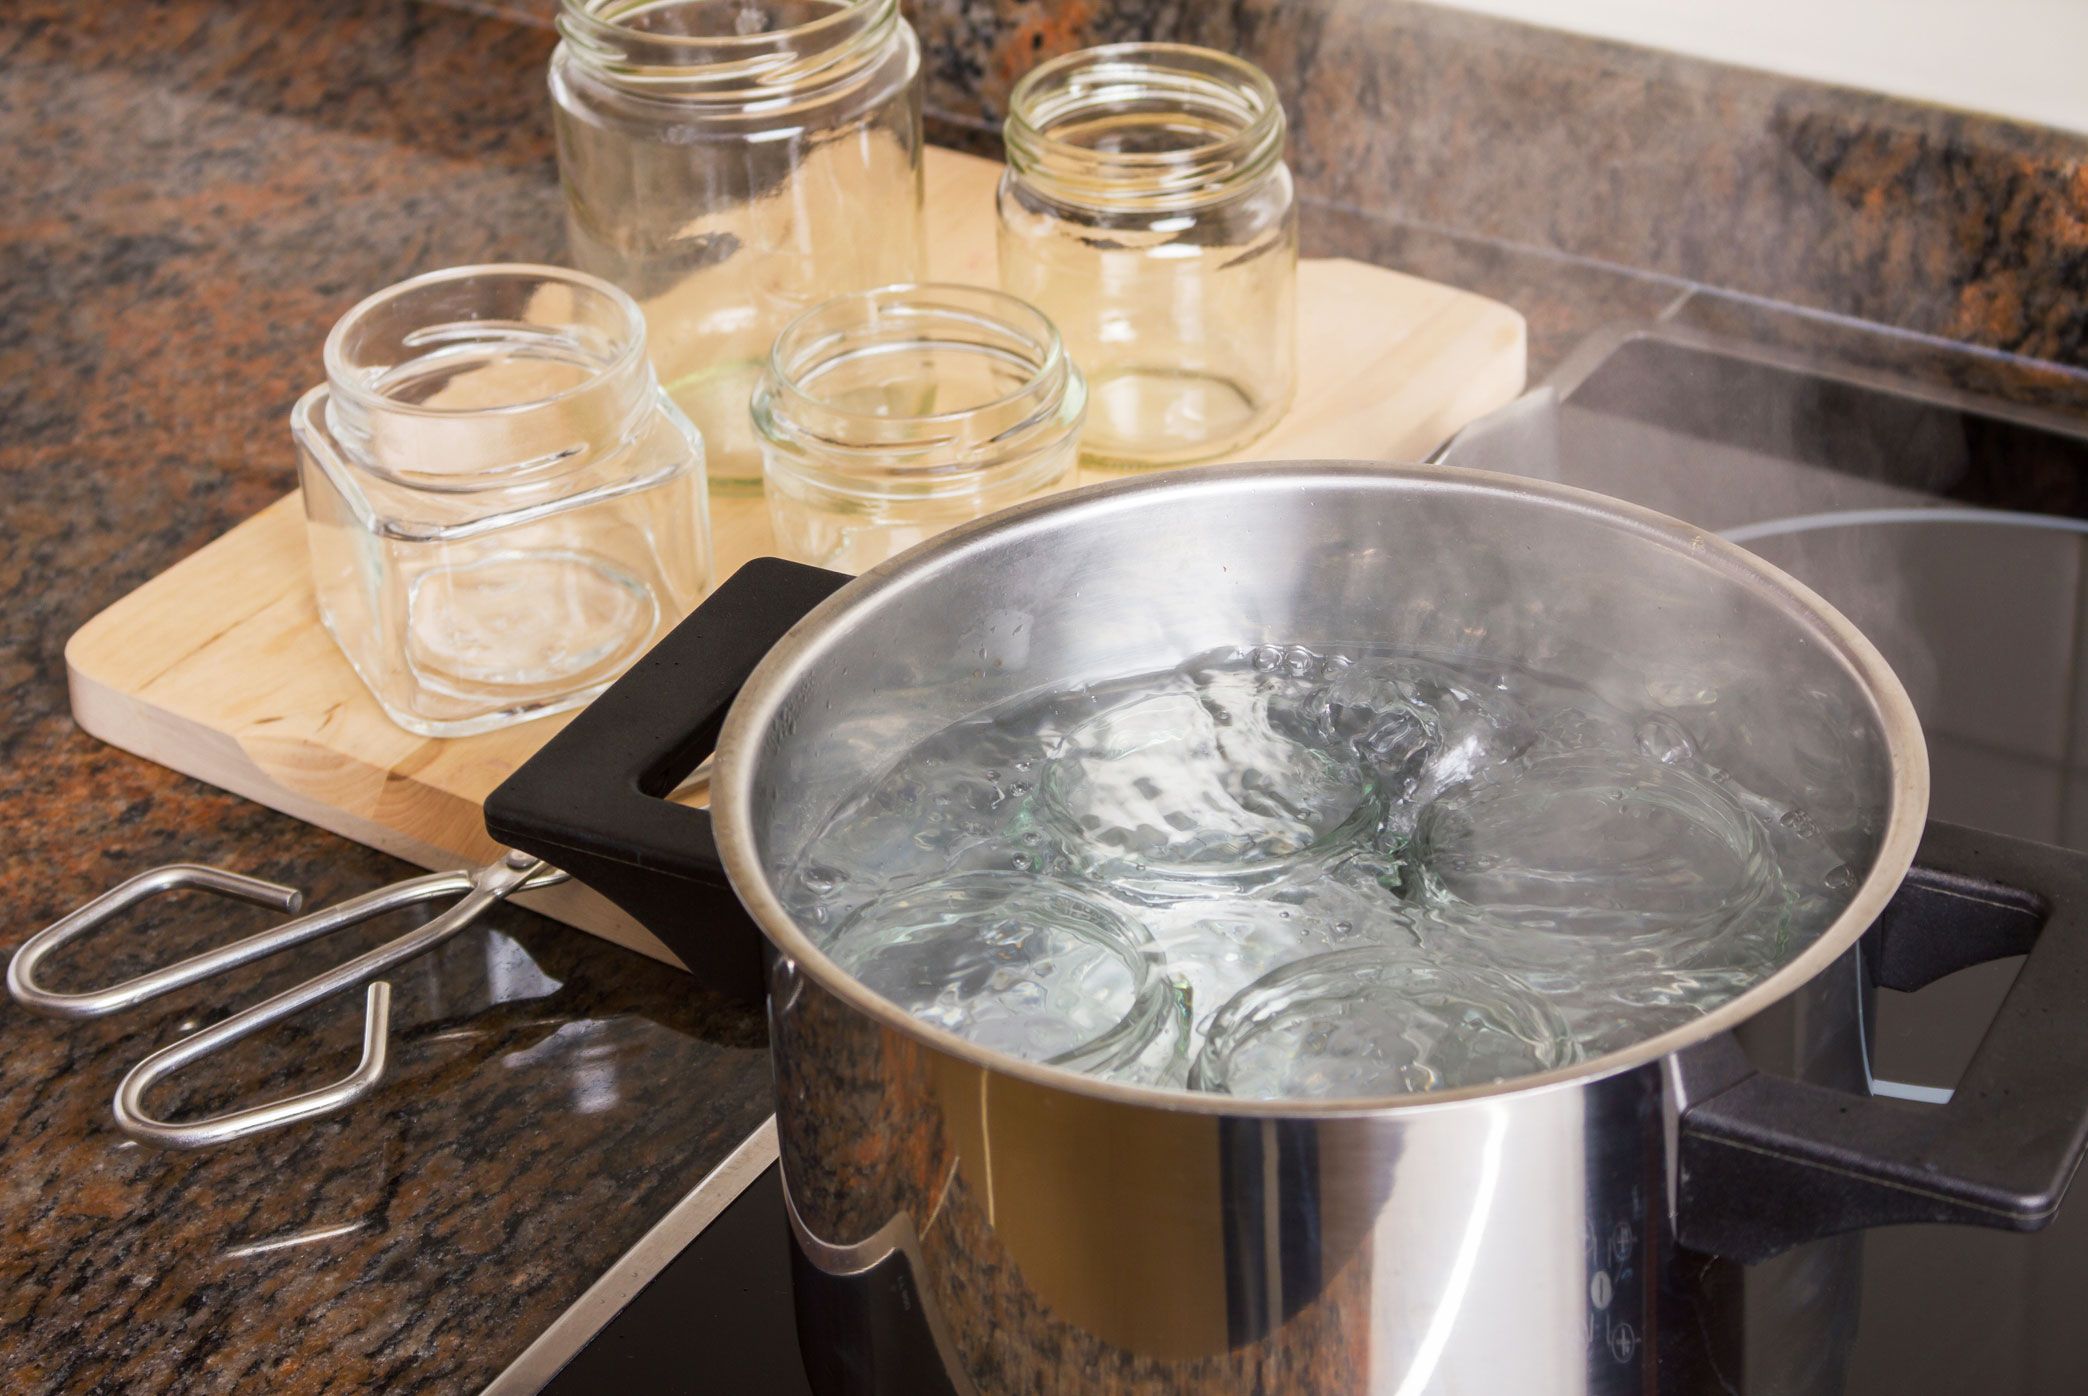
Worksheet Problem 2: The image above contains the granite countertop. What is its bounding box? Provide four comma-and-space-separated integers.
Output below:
0, 4, 775, 1392
4, 1, 2083, 1393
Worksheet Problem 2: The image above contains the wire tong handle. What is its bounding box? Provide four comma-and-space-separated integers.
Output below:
8, 852, 565, 1149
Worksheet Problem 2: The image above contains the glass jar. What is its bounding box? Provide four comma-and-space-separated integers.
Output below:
550, 0, 926, 490
751, 283, 1085, 571
998, 43, 1297, 468
292, 265, 712, 738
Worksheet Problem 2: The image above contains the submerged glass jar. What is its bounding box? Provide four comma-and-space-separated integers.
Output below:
751, 283, 1085, 571
550, 0, 926, 490
998, 43, 1297, 468
293, 265, 712, 738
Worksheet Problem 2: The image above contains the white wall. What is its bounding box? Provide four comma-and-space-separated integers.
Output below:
1423, 0, 2088, 136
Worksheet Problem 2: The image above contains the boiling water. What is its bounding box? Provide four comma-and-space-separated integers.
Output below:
782, 645, 1853, 1099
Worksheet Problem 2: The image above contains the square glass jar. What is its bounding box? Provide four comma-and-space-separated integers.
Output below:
293, 265, 712, 737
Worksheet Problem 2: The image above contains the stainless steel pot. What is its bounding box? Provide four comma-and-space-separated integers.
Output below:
490, 463, 2088, 1394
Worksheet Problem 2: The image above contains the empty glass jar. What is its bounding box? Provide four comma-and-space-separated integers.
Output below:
293, 265, 712, 738
751, 283, 1086, 571
550, 0, 926, 489
998, 43, 1297, 468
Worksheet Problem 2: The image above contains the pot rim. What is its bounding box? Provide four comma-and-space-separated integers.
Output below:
713, 460, 1931, 1117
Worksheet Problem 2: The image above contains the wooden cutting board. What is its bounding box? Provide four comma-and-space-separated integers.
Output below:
65, 147, 1526, 969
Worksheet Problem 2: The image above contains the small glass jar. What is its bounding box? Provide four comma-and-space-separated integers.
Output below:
751, 284, 1085, 571
292, 265, 712, 738
998, 43, 1297, 468
550, 0, 926, 490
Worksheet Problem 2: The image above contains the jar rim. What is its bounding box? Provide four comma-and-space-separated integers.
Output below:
1003, 42, 1287, 211
761, 282, 1074, 429
557, 0, 901, 97
321, 263, 648, 423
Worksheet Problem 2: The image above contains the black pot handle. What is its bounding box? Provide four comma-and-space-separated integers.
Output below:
1677, 820, 2088, 1263
485, 558, 851, 1000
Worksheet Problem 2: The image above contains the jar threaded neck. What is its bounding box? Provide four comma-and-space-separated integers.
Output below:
1003, 43, 1287, 212
557, 0, 901, 101
753, 283, 1085, 497
320, 264, 658, 493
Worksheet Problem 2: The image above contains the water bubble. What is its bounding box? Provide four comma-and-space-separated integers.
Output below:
1634, 712, 1698, 766
1778, 807, 1819, 839
1648, 679, 1719, 707
1308, 657, 1533, 814
1824, 863, 1857, 893
1538, 705, 1628, 753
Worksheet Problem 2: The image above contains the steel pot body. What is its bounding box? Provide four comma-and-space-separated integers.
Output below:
742, 463, 1911, 1395
771, 935, 1869, 1395
489, 464, 2088, 1394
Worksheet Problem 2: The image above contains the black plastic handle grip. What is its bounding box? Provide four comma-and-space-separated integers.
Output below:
1677, 820, 2088, 1262
486, 558, 851, 1000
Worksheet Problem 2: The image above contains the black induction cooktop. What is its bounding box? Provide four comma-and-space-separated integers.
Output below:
528, 323, 2088, 1395
542, 1161, 811, 1396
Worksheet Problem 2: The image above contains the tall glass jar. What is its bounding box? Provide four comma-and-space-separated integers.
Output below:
752, 284, 1086, 571
550, 0, 926, 490
293, 265, 712, 738
998, 43, 1297, 468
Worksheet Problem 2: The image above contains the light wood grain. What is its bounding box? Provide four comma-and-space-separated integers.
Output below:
65, 146, 1526, 969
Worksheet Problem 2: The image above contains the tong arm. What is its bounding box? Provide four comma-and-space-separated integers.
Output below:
8, 862, 472, 1019
112, 853, 562, 1149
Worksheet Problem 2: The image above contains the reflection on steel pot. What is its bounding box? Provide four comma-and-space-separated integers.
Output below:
489, 463, 2088, 1394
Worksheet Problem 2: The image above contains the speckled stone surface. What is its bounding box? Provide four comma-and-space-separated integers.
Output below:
450, 1, 2088, 385
8, 0, 2087, 1393
1660, 287, 2088, 421
1, 3, 772, 1392
903, 0, 2088, 370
